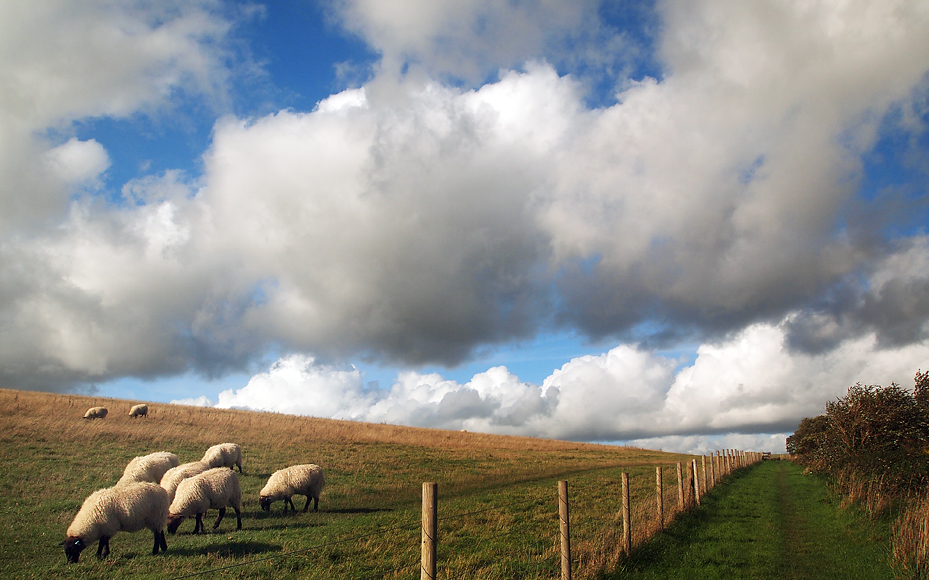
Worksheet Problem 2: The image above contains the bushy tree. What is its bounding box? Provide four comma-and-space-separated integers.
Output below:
790, 371, 929, 493
786, 415, 829, 456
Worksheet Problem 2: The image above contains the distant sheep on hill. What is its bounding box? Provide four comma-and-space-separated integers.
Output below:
82, 407, 107, 420
118, 452, 180, 486
129, 404, 148, 418
201, 443, 243, 473
259, 464, 325, 513
167, 468, 242, 534
62, 481, 169, 563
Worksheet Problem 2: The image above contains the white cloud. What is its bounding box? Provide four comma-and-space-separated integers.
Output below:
0, 0, 233, 128
622, 433, 792, 456
215, 355, 374, 418
331, 0, 594, 82
171, 395, 214, 407
43, 138, 110, 187
0, 0, 238, 236
200, 314, 929, 453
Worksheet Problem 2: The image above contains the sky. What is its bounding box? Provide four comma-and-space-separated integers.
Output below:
2, 0, 929, 455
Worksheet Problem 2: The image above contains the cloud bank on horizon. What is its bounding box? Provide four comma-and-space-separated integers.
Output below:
2, 1, 929, 452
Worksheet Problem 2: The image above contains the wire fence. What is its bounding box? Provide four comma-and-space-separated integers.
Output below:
166, 450, 763, 580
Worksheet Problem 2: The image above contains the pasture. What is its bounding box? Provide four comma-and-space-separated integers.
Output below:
0, 388, 696, 579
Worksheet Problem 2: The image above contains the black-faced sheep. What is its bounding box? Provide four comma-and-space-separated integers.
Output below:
62, 482, 169, 563
129, 404, 148, 418
82, 407, 108, 420
201, 442, 243, 473
259, 464, 325, 513
167, 467, 242, 534
118, 452, 180, 486
160, 461, 209, 502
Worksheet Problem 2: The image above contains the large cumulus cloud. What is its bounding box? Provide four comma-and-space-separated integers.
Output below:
1, 0, 928, 454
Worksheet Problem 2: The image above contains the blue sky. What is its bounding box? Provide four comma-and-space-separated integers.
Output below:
3, 0, 929, 454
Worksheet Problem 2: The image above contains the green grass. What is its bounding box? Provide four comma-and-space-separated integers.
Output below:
604, 460, 896, 580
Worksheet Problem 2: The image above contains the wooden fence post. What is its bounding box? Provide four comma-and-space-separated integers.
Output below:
622, 472, 631, 554
655, 466, 664, 530
421, 482, 438, 580
692, 459, 701, 506
559, 480, 571, 580
676, 462, 684, 511
701, 456, 707, 493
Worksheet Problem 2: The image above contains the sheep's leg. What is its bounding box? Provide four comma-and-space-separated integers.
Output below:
194, 513, 204, 534
313, 495, 319, 512
234, 506, 242, 530
213, 507, 226, 529
152, 530, 167, 555
97, 536, 110, 559
285, 497, 296, 513
302, 495, 311, 512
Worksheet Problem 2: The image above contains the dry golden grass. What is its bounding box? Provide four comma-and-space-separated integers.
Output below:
0, 387, 648, 452
893, 495, 929, 578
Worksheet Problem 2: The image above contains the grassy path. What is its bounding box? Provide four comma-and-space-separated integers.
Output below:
603, 460, 896, 580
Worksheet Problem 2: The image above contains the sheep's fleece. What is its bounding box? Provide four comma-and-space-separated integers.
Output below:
63, 482, 169, 563
167, 467, 242, 534
118, 451, 180, 486
259, 464, 325, 513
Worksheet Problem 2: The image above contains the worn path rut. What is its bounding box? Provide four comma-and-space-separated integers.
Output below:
606, 460, 895, 580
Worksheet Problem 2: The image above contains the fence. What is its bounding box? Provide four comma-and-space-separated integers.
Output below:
419, 449, 762, 580
169, 449, 762, 580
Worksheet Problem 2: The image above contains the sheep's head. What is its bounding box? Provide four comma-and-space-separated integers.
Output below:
166, 514, 186, 534
61, 537, 86, 563
259, 496, 272, 512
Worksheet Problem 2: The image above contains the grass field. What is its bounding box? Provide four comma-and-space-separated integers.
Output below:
607, 460, 896, 580
0, 388, 701, 579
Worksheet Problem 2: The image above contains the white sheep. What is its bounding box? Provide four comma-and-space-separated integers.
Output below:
62, 481, 169, 563
118, 451, 180, 486
259, 464, 325, 513
160, 461, 209, 502
82, 407, 108, 420
128, 403, 148, 418
201, 442, 243, 473
167, 467, 242, 534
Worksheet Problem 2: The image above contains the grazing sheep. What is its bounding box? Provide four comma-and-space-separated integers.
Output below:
128, 404, 148, 418
167, 467, 242, 534
201, 442, 243, 473
82, 407, 108, 420
259, 464, 325, 513
118, 452, 180, 486
62, 482, 169, 563
160, 461, 209, 502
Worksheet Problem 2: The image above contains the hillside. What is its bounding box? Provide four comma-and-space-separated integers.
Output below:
0, 388, 696, 579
